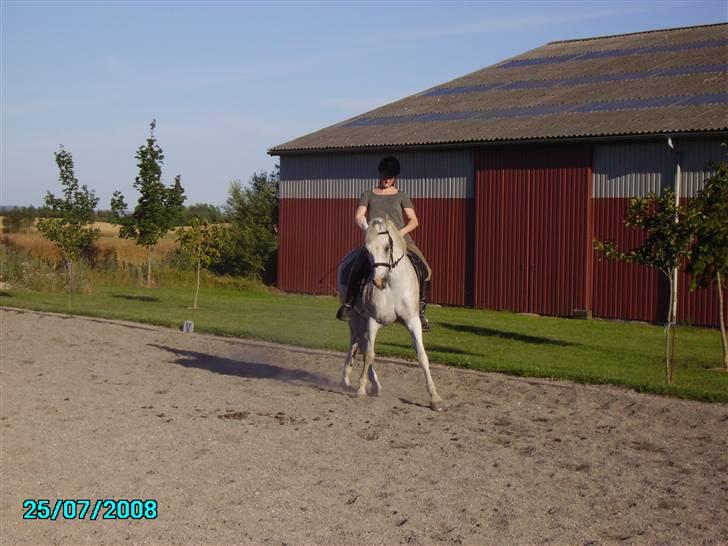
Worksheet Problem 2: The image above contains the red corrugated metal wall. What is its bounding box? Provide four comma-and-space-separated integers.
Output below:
278, 198, 469, 305
278, 199, 360, 295
409, 198, 469, 306
473, 147, 592, 316
591, 198, 667, 322
678, 267, 721, 326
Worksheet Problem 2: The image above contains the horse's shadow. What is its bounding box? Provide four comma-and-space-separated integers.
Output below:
150, 344, 338, 389
439, 322, 578, 347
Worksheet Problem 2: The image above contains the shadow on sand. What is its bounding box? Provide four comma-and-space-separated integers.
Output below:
150, 344, 339, 389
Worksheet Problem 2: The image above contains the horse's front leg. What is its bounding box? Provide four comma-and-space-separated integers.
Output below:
357, 318, 380, 397
406, 317, 443, 411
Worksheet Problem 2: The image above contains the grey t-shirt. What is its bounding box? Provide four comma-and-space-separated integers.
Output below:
359, 190, 414, 239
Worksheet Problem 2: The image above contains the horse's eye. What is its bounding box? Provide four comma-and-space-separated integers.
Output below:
384, 245, 389, 252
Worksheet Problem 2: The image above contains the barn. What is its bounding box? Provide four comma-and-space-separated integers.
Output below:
268, 23, 728, 327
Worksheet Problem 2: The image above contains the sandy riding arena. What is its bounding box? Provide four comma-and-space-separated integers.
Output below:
1, 308, 727, 545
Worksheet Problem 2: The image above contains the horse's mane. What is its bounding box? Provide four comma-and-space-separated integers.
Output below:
366, 217, 406, 249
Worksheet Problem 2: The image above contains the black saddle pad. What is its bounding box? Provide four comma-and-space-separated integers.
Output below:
338, 248, 423, 293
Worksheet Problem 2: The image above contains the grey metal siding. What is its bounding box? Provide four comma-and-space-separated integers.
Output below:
593, 141, 675, 198
680, 139, 726, 197
280, 150, 473, 199
593, 138, 725, 198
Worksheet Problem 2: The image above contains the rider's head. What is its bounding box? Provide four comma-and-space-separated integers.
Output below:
378, 156, 400, 181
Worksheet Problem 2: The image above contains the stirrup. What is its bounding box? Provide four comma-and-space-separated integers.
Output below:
336, 304, 352, 321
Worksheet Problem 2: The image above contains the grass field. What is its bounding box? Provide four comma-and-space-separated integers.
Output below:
1, 284, 726, 402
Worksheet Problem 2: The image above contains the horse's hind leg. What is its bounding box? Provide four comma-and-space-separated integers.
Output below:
357, 318, 380, 398
406, 317, 442, 411
342, 341, 357, 389
342, 323, 358, 389
368, 365, 382, 396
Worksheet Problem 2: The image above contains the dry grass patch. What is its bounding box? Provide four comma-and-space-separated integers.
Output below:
2, 234, 63, 263
2, 231, 179, 266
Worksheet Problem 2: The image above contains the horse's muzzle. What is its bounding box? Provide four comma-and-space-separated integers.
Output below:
373, 276, 388, 290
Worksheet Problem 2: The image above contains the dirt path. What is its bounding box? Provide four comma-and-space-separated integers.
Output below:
1, 308, 727, 545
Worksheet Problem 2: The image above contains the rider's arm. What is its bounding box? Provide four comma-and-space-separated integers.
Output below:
401, 207, 419, 237
355, 205, 369, 231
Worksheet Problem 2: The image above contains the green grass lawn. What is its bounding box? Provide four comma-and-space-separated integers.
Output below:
2, 285, 726, 402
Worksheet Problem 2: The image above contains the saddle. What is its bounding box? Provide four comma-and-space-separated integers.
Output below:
339, 247, 426, 297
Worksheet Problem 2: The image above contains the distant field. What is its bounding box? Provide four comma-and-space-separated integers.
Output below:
1, 218, 178, 265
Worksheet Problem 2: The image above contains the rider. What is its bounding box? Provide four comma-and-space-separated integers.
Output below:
336, 156, 432, 331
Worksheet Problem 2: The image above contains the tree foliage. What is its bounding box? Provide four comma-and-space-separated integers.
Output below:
2, 208, 36, 233
177, 217, 227, 309
219, 168, 279, 280
36, 146, 100, 306
688, 160, 728, 288
594, 188, 696, 278
110, 120, 186, 286
687, 157, 728, 371
179, 203, 224, 225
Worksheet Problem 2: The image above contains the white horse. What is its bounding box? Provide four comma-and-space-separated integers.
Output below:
337, 217, 443, 411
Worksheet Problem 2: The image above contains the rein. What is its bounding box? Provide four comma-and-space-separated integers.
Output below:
372, 230, 405, 271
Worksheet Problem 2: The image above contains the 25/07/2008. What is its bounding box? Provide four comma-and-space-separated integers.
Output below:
22, 499, 158, 520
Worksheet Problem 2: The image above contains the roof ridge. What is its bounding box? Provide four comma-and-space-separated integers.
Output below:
548, 22, 728, 45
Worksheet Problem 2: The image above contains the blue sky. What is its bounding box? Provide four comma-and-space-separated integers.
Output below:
2, 0, 726, 208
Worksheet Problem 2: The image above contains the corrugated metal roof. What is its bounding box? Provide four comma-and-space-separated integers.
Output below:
269, 23, 728, 154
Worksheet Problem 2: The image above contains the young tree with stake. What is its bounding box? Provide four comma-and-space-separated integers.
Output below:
37, 146, 100, 307
177, 217, 226, 309
594, 188, 697, 384
111, 120, 186, 287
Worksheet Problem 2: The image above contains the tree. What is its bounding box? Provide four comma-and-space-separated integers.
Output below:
594, 188, 697, 384
2, 207, 35, 233
176, 217, 226, 309
220, 168, 279, 280
110, 120, 186, 287
179, 203, 224, 225
687, 158, 728, 371
36, 146, 100, 307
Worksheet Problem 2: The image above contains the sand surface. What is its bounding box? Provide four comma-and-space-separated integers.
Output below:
1, 307, 727, 545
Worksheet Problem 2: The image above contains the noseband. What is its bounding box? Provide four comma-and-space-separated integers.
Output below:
372, 229, 405, 271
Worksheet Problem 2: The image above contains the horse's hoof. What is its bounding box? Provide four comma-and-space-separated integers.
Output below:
356, 390, 367, 398
430, 400, 444, 412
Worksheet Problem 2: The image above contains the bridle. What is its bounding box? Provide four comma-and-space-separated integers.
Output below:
372, 229, 405, 271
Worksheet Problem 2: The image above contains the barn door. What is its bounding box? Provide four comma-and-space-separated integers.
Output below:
473, 147, 592, 317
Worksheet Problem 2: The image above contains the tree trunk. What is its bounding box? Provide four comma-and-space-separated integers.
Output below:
66, 259, 74, 308
147, 247, 153, 288
194, 260, 201, 310
717, 271, 728, 372
664, 272, 677, 384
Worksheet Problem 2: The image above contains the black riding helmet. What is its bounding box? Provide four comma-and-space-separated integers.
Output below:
378, 156, 400, 178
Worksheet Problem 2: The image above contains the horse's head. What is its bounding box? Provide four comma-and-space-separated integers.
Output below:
365, 216, 406, 290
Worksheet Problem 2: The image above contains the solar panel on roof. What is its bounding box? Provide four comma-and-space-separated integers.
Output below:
497, 37, 728, 69
574, 96, 679, 113
656, 63, 726, 76
423, 63, 726, 97
675, 92, 728, 106
344, 92, 728, 127
574, 48, 633, 61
